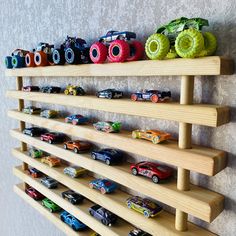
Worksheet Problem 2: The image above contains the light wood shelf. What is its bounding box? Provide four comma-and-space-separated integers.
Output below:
6, 91, 230, 127
8, 111, 227, 176
14, 184, 91, 236
13, 165, 216, 236
5, 56, 234, 77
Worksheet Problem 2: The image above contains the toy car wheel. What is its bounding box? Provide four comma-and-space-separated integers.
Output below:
63, 144, 67, 149
108, 40, 130, 62
41, 201, 44, 206
34, 51, 48, 66
64, 117, 69, 123
105, 159, 111, 165
126, 40, 144, 62
72, 90, 77, 96
49, 208, 53, 213
152, 136, 160, 144
132, 131, 139, 139
64, 89, 69, 95
202, 32, 217, 56
72, 120, 78, 125
152, 175, 160, 184
25, 52, 36, 67
12, 55, 25, 68
89, 210, 94, 216
65, 48, 81, 64
101, 187, 106, 194
101, 219, 107, 226
151, 94, 159, 103
74, 148, 79, 153
91, 153, 97, 160
89, 183, 94, 189
40, 137, 44, 141
89, 42, 108, 63
131, 168, 138, 176
72, 225, 77, 231
60, 216, 65, 222
107, 93, 112, 99
52, 49, 65, 65
48, 139, 52, 144
131, 94, 138, 101
5, 56, 13, 69
30, 133, 34, 137
143, 210, 150, 218
127, 201, 132, 209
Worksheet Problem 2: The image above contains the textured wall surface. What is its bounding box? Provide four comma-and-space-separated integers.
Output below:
0, 0, 236, 235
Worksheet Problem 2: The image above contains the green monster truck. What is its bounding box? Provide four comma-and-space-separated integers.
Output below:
145, 17, 217, 59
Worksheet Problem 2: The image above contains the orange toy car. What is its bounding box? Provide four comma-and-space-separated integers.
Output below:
132, 130, 171, 144
64, 140, 92, 153
41, 156, 61, 167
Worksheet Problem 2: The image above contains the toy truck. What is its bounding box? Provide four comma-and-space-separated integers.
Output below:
5, 49, 29, 69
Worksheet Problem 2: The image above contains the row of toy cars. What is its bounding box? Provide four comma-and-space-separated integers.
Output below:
5, 17, 218, 69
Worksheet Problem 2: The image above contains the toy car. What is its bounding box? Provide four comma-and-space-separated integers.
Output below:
63, 166, 86, 178
91, 148, 123, 165
28, 147, 44, 158
25, 187, 44, 200
65, 114, 88, 125
89, 204, 118, 226
132, 129, 171, 144
41, 156, 61, 167
145, 17, 217, 60
61, 190, 84, 205
40, 109, 59, 119
40, 176, 58, 189
23, 127, 47, 137
26, 167, 43, 178
5, 49, 29, 69
128, 228, 151, 236
40, 132, 66, 144
60, 211, 87, 231
126, 196, 162, 218
64, 85, 85, 96
96, 89, 123, 99
90, 31, 144, 63
93, 121, 121, 133
130, 161, 173, 183
131, 90, 171, 103
22, 86, 40, 92
40, 86, 61, 93
89, 179, 117, 194
42, 198, 61, 212
64, 140, 92, 153
53, 36, 91, 65
22, 106, 41, 115
90, 232, 100, 236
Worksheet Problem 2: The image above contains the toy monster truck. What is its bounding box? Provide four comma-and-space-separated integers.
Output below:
145, 17, 217, 59
52, 36, 90, 65
5, 49, 29, 69
89, 30, 144, 63
64, 85, 85, 96
25, 42, 54, 67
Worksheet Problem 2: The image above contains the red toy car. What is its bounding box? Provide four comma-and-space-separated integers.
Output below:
25, 187, 44, 200
130, 161, 173, 184
40, 132, 66, 144
26, 167, 43, 178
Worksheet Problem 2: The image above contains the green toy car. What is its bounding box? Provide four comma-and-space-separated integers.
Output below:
145, 17, 217, 59
28, 147, 44, 158
42, 198, 61, 212
93, 121, 121, 133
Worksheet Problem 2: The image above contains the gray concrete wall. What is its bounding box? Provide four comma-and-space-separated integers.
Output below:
0, 0, 235, 235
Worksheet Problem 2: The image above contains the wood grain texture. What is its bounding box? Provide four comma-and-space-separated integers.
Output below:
6, 91, 230, 127
5, 56, 234, 77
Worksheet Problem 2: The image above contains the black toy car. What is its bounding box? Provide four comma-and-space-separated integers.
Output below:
23, 127, 47, 137
128, 229, 151, 236
22, 86, 40, 92
89, 204, 118, 226
96, 89, 123, 99
52, 36, 90, 65
61, 190, 84, 205
40, 86, 61, 93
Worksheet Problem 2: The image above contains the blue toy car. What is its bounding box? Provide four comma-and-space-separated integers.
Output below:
89, 179, 117, 194
91, 148, 123, 165
60, 211, 87, 231
65, 114, 88, 125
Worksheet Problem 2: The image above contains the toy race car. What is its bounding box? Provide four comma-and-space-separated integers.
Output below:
126, 196, 162, 218
96, 89, 123, 99
132, 129, 171, 144
40, 132, 66, 144
26, 167, 43, 178
131, 90, 171, 103
25, 187, 44, 200
63, 166, 86, 178
64, 85, 85, 96
89, 204, 118, 226
28, 147, 44, 158
22, 86, 40, 92
93, 121, 121, 133
128, 228, 151, 236
41, 156, 61, 167
40, 176, 58, 189
25, 42, 54, 67
91, 148, 123, 165
90, 30, 144, 63
64, 140, 92, 153
22, 106, 41, 115
40, 86, 61, 93
53, 36, 91, 65
23, 127, 47, 137
65, 114, 88, 125
60, 211, 87, 231
5, 49, 29, 69
40, 109, 59, 119
145, 17, 217, 60
61, 190, 84, 205
130, 161, 173, 183
42, 198, 61, 212
89, 179, 117, 194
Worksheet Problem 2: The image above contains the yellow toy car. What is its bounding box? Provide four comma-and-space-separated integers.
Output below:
40, 109, 59, 119
63, 166, 87, 178
132, 129, 171, 144
41, 156, 61, 167
64, 85, 85, 96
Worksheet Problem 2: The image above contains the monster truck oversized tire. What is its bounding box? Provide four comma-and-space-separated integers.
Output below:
12, 55, 25, 68
90, 42, 107, 63
203, 32, 217, 56
108, 40, 130, 62
175, 29, 204, 58
52, 49, 65, 65
25, 52, 36, 67
34, 51, 48, 66
5, 56, 13, 69
126, 40, 144, 62
65, 47, 81, 64
145, 33, 170, 60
